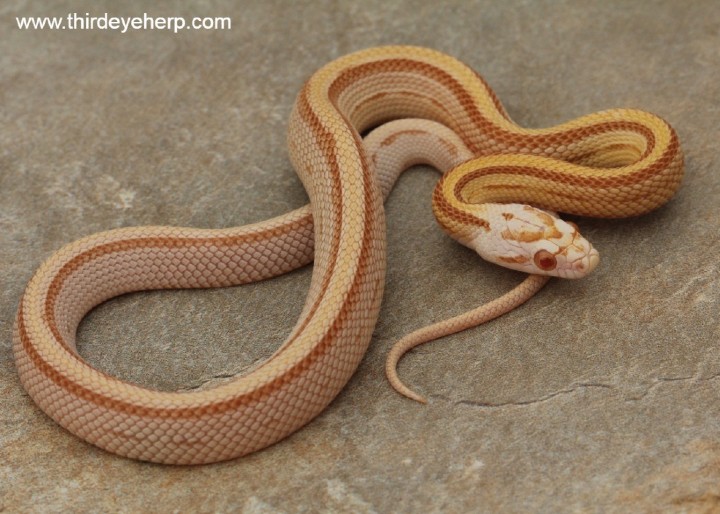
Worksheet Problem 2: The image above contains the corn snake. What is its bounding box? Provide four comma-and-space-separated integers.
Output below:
14, 46, 683, 464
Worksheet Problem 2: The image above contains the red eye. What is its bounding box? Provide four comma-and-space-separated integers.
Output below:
533, 250, 557, 271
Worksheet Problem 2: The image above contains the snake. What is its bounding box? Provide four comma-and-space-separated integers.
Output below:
13, 46, 684, 465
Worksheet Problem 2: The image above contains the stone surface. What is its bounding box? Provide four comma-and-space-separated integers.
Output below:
1, 0, 719, 512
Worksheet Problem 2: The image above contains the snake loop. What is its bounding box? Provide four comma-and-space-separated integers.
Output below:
14, 46, 683, 464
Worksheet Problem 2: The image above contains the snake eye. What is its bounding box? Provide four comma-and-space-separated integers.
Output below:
533, 249, 557, 271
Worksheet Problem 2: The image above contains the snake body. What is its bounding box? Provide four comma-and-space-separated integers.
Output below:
14, 46, 683, 464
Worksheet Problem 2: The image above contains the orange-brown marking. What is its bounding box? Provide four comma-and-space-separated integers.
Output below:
501, 228, 543, 243
498, 255, 529, 264
379, 129, 430, 147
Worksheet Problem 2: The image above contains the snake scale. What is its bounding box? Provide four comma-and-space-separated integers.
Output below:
14, 46, 683, 464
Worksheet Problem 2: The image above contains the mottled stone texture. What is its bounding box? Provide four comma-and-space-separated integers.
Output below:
1, 0, 718, 512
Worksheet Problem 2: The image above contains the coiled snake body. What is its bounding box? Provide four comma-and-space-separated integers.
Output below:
14, 46, 683, 464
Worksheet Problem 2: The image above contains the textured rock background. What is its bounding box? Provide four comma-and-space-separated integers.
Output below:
1, 0, 718, 512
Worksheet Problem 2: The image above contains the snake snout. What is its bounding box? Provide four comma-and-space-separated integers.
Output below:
576, 248, 600, 276
566, 246, 600, 279
586, 248, 600, 273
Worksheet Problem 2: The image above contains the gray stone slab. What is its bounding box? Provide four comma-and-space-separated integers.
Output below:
1, 0, 719, 512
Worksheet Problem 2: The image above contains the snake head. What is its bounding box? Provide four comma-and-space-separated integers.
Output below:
469, 204, 600, 279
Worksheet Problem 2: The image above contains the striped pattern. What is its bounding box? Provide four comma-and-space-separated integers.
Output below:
13, 46, 683, 464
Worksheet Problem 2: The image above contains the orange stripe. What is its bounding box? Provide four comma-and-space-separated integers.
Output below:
450, 126, 676, 195
42, 216, 313, 357
24, 83, 379, 418
328, 57, 678, 169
